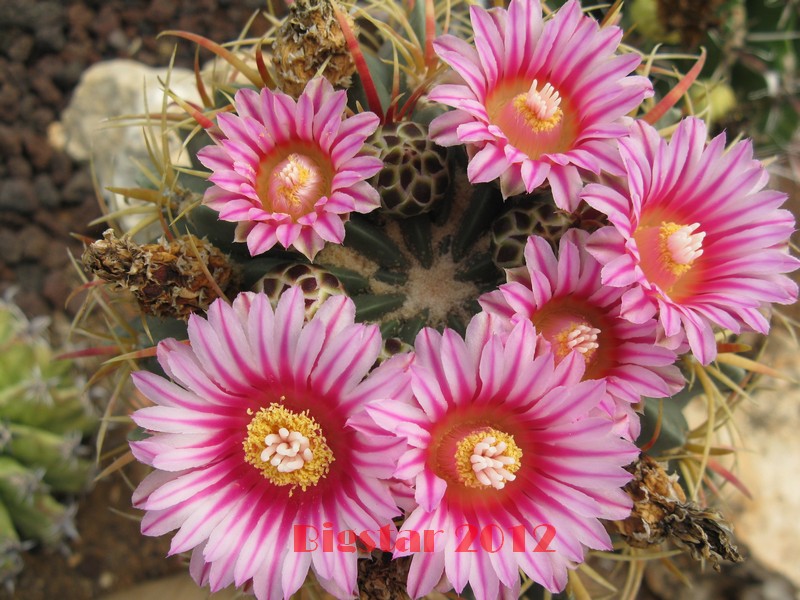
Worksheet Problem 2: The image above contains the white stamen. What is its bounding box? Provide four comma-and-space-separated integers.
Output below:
667, 222, 705, 265
268, 153, 323, 216
566, 324, 601, 355
470, 435, 517, 490
260, 427, 313, 473
525, 79, 562, 121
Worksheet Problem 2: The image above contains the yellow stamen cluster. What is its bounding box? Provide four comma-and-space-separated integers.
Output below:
243, 402, 334, 493
454, 428, 522, 489
513, 95, 563, 133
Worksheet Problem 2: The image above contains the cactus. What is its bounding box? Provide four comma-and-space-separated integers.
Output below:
0, 297, 95, 586
366, 122, 451, 218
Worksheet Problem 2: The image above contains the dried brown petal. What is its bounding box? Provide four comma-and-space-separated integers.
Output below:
616, 455, 743, 570
82, 229, 239, 320
273, 0, 356, 97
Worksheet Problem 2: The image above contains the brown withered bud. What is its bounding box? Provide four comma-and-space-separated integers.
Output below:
357, 552, 411, 600
82, 229, 239, 320
273, 0, 356, 97
616, 455, 743, 570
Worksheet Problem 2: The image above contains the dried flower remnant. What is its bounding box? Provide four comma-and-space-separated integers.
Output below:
273, 0, 357, 97
356, 553, 411, 600
82, 229, 238, 320
616, 455, 743, 570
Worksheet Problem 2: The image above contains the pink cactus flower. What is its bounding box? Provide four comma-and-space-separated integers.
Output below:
367, 314, 639, 599
198, 78, 382, 260
480, 230, 684, 439
582, 117, 799, 363
129, 288, 408, 599
428, 0, 652, 209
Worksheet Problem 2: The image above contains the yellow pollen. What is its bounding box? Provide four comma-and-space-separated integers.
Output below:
273, 154, 315, 207
659, 221, 705, 277
512, 79, 563, 133
554, 323, 601, 361
243, 402, 333, 493
454, 429, 522, 489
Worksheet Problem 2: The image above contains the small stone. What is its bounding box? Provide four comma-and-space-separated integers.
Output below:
11, 288, 49, 318
6, 156, 32, 179
22, 130, 54, 171
62, 171, 94, 206
48, 150, 73, 186
31, 107, 56, 133
43, 270, 76, 313
106, 30, 130, 52
146, 0, 177, 22
0, 125, 22, 157
0, 229, 22, 264
19, 226, 50, 261
6, 34, 35, 63
92, 6, 122, 38
0, 178, 37, 214
34, 25, 66, 53
34, 175, 60, 208
30, 74, 63, 108
67, 3, 95, 31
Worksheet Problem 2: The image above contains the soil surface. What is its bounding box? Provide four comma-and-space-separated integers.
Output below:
0, 1, 267, 598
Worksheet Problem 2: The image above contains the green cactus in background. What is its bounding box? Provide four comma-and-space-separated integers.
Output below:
0, 297, 95, 586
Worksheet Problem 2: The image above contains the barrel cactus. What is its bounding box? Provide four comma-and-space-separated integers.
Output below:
0, 298, 95, 586
73, 0, 798, 598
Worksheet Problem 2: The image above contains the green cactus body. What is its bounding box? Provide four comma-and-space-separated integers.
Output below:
367, 122, 451, 218
0, 299, 95, 585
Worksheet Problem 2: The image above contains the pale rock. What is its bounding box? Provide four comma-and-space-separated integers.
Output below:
728, 330, 800, 588
53, 59, 202, 238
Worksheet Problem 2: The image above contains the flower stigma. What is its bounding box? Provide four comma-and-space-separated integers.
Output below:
660, 222, 705, 276
258, 153, 324, 218
555, 322, 601, 360
454, 429, 522, 490
243, 401, 334, 492
513, 79, 564, 133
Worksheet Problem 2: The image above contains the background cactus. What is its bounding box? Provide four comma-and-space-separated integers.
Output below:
0, 297, 95, 587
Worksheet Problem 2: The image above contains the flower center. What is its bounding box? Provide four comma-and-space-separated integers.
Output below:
454, 429, 522, 490
512, 80, 563, 132
256, 153, 324, 219
660, 222, 704, 276
485, 77, 575, 159
243, 401, 334, 492
633, 219, 706, 299
554, 322, 601, 360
